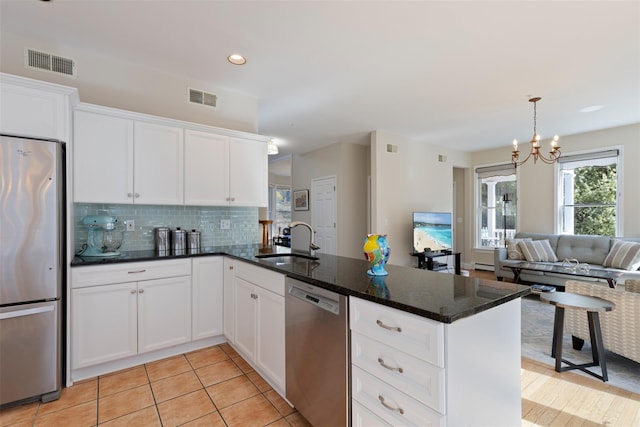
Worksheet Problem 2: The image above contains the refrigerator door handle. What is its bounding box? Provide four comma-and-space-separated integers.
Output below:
0, 305, 55, 320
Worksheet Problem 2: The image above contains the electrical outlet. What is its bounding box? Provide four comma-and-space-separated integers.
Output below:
125, 220, 135, 232
220, 219, 231, 230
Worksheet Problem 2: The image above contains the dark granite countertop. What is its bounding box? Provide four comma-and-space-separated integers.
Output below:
71, 244, 530, 324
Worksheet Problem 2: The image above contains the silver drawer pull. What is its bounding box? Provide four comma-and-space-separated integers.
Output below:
376, 319, 402, 333
378, 395, 404, 415
128, 269, 147, 274
377, 357, 404, 373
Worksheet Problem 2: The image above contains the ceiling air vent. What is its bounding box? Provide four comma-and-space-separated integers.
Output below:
189, 88, 217, 108
25, 48, 76, 78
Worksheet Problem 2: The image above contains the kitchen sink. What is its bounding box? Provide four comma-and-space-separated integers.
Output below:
255, 253, 319, 261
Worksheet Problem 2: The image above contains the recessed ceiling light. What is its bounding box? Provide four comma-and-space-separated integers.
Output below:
579, 105, 604, 113
227, 54, 246, 65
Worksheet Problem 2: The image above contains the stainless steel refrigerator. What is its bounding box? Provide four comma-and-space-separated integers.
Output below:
0, 134, 64, 406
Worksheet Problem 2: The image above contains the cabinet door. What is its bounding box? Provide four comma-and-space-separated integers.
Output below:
134, 121, 184, 205
255, 287, 285, 392
74, 110, 134, 204
229, 137, 268, 207
192, 257, 223, 340
184, 130, 229, 205
233, 277, 257, 361
223, 258, 236, 342
71, 283, 137, 369
138, 276, 191, 353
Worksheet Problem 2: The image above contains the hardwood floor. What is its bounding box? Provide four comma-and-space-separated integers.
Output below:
2, 270, 638, 426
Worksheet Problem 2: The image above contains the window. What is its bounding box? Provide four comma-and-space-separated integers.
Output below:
557, 149, 620, 237
268, 184, 291, 237
476, 164, 517, 248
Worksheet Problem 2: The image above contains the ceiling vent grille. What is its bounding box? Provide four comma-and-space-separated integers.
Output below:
25, 48, 76, 78
189, 88, 217, 108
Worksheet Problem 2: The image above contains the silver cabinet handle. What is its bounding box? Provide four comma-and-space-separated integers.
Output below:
376, 319, 402, 333
138, 289, 144, 294
377, 357, 404, 373
134, 193, 140, 198
127, 192, 134, 198
130, 289, 137, 294
231, 197, 235, 202
229, 266, 234, 270
128, 269, 146, 274
378, 395, 404, 415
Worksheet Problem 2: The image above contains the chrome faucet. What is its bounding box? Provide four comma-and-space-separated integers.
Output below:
289, 221, 320, 256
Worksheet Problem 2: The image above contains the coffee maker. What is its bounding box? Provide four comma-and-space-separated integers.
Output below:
80, 215, 123, 257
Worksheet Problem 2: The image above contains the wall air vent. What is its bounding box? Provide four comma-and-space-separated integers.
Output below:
189, 88, 217, 108
25, 48, 77, 78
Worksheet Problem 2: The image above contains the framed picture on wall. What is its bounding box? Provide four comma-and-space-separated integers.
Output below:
293, 189, 309, 211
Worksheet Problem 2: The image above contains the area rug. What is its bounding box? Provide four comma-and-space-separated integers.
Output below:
521, 294, 640, 395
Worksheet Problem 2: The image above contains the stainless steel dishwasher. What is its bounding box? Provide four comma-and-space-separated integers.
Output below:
286, 277, 349, 427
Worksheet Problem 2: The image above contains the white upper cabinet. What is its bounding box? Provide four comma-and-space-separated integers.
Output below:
185, 131, 268, 207
184, 130, 229, 205
0, 73, 77, 141
74, 110, 134, 204
229, 137, 268, 207
133, 121, 184, 205
74, 107, 184, 205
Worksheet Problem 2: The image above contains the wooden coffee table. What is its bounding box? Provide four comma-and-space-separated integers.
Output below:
508, 261, 622, 288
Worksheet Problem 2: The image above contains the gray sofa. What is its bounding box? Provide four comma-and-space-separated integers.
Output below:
494, 232, 640, 287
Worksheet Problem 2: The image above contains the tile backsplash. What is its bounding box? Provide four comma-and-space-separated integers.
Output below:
73, 203, 260, 254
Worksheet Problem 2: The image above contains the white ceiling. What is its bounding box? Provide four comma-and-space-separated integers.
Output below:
2, 1, 639, 158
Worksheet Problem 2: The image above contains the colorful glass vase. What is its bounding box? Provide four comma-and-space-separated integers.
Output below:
363, 234, 390, 276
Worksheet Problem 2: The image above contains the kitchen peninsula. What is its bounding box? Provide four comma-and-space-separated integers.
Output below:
71, 245, 530, 426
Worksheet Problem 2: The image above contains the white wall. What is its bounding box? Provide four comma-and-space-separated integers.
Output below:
371, 130, 471, 267
0, 32, 258, 132
291, 142, 368, 259
469, 123, 640, 268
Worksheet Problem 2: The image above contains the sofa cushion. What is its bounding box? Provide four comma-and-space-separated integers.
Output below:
604, 240, 640, 270
518, 239, 558, 262
506, 238, 532, 260
555, 234, 611, 265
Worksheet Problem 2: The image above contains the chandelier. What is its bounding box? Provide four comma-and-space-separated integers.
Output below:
511, 97, 560, 167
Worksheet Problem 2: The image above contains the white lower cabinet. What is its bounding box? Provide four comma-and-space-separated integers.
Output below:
192, 257, 223, 340
71, 259, 192, 370
350, 296, 522, 426
226, 258, 286, 395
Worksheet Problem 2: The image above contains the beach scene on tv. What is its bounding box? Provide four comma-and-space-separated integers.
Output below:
413, 212, 453, 253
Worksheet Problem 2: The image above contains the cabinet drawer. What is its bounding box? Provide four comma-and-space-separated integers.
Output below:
350, 297, 444, 367
351, 331, 445, 414
353, 400, 390, 427
352, 366, 445, 426
71, 259, 191, 288
233, 260, 285, 296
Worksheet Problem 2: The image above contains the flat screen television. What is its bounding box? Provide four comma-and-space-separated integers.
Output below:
413, 212, 453, 253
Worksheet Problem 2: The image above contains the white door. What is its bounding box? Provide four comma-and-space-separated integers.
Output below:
311, 176, 337, 255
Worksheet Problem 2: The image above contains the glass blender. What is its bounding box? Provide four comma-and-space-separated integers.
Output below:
81, 215, 123, 257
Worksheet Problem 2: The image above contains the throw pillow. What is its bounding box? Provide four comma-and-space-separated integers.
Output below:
506, 238, 532, 260
518, 239, 559, 262
603, 240, 640, 270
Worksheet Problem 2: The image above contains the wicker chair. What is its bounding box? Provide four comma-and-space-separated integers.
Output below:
564, 280, 640, 364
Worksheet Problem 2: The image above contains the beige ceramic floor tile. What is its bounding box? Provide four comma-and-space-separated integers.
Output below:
97, 406, 161, 427
150, 370, 202, 403
38, 379, 98, 415
33, 400, 97, 427
156, 389, 216, 426
98, 366, 148, 398
185, 346, 229, 369
145, 355, 192, 382
195, 359, 243, 387
180, 411, 227, 427
246, 371, 273, 393
97, 384, 154, 424
285, 412, 313, 427
219, 343, 239, 358
264, 390, 295, 417
266, 419, 292, 427
205, 375, 260, 409
232, 356, 254, 373
0, 402, 38, 426
219, 394, 281, 427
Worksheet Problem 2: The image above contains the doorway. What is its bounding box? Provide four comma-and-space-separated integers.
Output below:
311, 176, 337, 255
